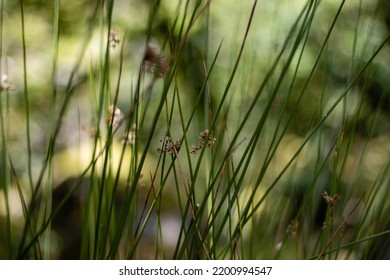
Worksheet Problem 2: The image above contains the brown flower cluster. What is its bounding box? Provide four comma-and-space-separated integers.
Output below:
322, 191, 340, 209
141, 45, 169, 78
157, 135, 181, 155
191, 130, 216, 156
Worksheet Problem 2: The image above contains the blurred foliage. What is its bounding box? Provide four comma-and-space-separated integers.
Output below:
0, 0, 389, 259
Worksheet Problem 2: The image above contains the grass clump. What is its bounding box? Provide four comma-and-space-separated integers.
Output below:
0, 0, 389, 259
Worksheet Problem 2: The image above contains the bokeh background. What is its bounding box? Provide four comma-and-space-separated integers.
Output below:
0, 0, 389, 259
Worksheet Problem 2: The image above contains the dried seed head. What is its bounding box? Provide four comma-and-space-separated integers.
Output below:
144, 45, 161, 64
157, 135, 181, 155
322, 191, 340, 209
109, 29, 120, 49
107, 104, 123, 127
141, 45, 169, 78
191, 129, 216, 156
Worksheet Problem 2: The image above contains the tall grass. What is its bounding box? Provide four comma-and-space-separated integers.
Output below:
0, 0, 389, 259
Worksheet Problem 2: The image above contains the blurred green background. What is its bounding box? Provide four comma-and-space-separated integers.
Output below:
0, 0, 389, 259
